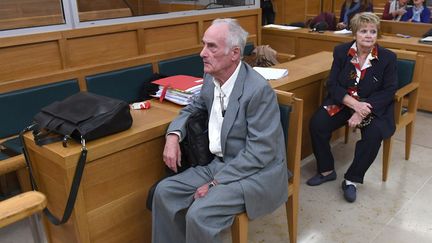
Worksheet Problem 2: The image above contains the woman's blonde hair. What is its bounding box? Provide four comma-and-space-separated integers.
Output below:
350, 12, 381, 37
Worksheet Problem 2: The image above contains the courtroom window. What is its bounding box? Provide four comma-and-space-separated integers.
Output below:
0, 0, 256, 36
76, 0, 255, 22
0, 0, 66, 31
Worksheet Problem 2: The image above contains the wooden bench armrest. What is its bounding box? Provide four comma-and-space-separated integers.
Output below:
0, 191, 46, 228
0, 155, 26, 176
395, 82, 419, 101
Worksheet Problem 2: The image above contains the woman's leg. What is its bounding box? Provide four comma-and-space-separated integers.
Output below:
309, 107, 351, 173
345, 120, 383, 183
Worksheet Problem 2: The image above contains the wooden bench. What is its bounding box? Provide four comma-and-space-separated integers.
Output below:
0, 79, 80, 197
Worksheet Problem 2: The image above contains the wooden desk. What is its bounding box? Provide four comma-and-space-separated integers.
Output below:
24, 102, 179, 243
269, 51, 333, 158
262, 27, 432, 111
23, 54, 333, 242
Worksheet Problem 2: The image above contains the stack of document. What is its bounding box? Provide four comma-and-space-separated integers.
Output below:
253, 67, 288, 80
152, 75, 203, 105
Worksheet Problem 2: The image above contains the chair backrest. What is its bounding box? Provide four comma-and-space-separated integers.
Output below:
85, 64, 154, 103
391, 49, 421, 88
275, 90, 303, 185
0, 79, 80, 139
397, 58, 416, 89
158, 54, 204, 78
244, 42, 255, 56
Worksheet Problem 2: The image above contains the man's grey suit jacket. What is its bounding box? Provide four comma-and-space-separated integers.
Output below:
167, 62, 291, 219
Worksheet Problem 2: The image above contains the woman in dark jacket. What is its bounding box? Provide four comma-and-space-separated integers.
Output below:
307, 13, 398, 203
337, 0, 374, 29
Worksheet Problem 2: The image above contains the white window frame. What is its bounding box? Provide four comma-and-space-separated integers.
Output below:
0, 0, 74, 38
0, 0, 259, 38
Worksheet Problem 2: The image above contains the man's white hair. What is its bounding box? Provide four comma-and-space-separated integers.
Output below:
211, 18, 249, 57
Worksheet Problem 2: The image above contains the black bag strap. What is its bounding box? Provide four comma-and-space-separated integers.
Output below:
20, 124, 88, 225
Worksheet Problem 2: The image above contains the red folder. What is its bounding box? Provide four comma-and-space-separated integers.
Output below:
152, 75, 203, 92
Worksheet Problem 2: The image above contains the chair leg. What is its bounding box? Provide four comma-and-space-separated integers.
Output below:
231, 213, 248, 243
344, 124, 350, 144
405, 122, 414, 160
382, 137, 393, 182
286, 193, 298, 243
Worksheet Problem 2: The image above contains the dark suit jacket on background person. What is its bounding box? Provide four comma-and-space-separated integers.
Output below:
325, 41, 398, 139
261, 0, 275, 25
166, 62, 290, 219
340, 2, 374, 28
400, 5, 431, 23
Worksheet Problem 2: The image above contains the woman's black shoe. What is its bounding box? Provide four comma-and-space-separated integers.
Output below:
306, 170, 337, 186
341, 180, 357, 202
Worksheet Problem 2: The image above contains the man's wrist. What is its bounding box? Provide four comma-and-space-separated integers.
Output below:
166, 131, 181, 142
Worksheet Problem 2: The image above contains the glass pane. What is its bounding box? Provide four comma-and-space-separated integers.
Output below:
0, 0, 65, 31
76, 0, 255, 22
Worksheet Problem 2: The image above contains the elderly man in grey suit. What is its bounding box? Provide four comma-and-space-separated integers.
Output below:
152, 18, 291, 243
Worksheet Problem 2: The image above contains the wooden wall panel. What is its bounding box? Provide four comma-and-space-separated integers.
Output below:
306, 0, 321, 19
0, 42, 62, 83
82, 138, 164, 211
273, 0, 284, 24
28, 150, 79, 243
381, 20, 432, 37
334, 0, 344, 19
85, 138, 165, 243
297, 38, 339, 57
88, 191, 150, 243
143, 23, 199, 54
273, 0, 306, 24
289, 81, 323, 157
237, 15, 259, 36
67, 31, 139, 67
262, 34, 296, 54
284, 0, 306, 24
322, 0, 334, 13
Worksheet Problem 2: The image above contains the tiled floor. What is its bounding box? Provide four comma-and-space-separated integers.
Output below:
1, 112, 432, 243
242, 110, 432, 243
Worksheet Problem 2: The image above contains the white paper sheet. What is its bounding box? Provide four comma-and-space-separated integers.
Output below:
334, 29, 352, 35
253, 67, 288, 80
263, 24, 301, 31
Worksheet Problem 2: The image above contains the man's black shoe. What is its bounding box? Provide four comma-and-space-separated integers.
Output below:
306, 170, 337, 186
341, 180, 357, 203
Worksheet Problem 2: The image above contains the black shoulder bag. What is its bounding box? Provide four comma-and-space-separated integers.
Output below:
20, 92, 133, 225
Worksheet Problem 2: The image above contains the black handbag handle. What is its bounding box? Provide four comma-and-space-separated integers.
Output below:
20, 124, 88, 225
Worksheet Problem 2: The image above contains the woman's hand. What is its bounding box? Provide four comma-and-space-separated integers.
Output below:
396, 8, 407, 16
353, 101, 372, 118
337, 22, 347, 30
348, 112, 363, 128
